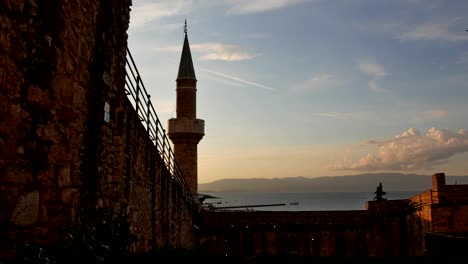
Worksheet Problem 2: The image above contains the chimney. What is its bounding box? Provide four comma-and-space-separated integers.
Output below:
432, 172, 445, 192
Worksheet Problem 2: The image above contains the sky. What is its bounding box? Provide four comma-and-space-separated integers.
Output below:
126, 0, 468, 184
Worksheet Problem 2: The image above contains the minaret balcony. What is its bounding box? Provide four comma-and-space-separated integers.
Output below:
167, 118, 205, 136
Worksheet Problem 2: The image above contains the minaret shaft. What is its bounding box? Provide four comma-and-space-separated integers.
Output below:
176, 79, 197, 118
167, 23, 204, 197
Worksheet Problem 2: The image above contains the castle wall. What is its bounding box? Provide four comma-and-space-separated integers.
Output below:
431, 185, 468, 233
0, 0, 197, 259
405, 179, 468, 255
1, 0, 106, 247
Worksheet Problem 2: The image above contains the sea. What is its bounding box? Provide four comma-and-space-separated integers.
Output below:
201, 191, 423, 211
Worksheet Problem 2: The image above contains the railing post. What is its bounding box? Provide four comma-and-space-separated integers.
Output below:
168, 146, 175, 172
161, 131, 166, 165
135, 75, 141, 116
154, 119, 159, 150
146, 95, 151, 131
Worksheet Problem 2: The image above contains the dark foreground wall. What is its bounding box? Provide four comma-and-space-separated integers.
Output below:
0, 1, 197, 261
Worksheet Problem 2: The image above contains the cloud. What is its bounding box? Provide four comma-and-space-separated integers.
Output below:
357, 60, 388, 92
293, 73, 343, 91
153, 45, 182, 52
460, 51, 468, 64
332, 127, 468, 171
199, 67, 276, 91
129, 1, 190, 29
398, 18, 468, 42
226, 0, 309, 15
241, 33, 270, 39
408, 110, 449, 126
192, 43, 256, 61
422, 110, 448, 119
154, 42, 256, 62
358, 61, 387, 78
201, 72, 247, 89
314, 112, 354, 120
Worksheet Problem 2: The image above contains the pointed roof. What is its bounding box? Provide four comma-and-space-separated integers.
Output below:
177, 21, 196, 80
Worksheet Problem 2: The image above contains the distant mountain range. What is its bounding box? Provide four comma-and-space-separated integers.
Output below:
198, 173, 468, 193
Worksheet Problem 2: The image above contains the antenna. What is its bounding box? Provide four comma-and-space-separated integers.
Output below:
184, 19, 187, 35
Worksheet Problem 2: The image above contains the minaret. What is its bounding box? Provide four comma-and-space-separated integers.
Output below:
168, 20, 205, 200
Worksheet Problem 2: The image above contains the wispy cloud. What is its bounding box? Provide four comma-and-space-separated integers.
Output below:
192, 43, 256, 61
293, 73, 343, 92
358, 61, 387, 78
357, 60, 388, 92
154, 42, 256, 62
201, 72, 247, 89
129, 1, 191, 29
332, 127, 468, 171
422, 110, 448, 119
241, 32, 270, 39
199, 67, 276, 91
152, 45, 181, 52
226, 0, 310, 15
314, 112, 354, 120
398, 18, 468, 42
408, 109, 449, 126
460, 51, 468, 64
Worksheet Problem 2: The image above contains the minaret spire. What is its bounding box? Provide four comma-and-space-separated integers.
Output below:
177, 19, 196, 80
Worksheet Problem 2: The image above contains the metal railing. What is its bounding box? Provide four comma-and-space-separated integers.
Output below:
124, 47, 195, 210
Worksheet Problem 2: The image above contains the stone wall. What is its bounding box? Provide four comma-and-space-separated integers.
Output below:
404, 175, 468, 255
0, 0, 197, 260
1, 0, 106, 250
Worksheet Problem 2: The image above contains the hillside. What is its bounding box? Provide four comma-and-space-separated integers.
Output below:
198, 173, 468, 193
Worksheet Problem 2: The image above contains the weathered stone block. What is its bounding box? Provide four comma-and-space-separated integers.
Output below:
26, 0, 38, 16
1, 164, 31, 184
52, 75, 73, 102
26, 85, 50, 112
36, 122, 61, 144
16, 145, 24, 154
10, 190, 40, 226
72, 81, 86, 108
49, 145, 70, 164
56, 105, 77, 123
79, 37, 91, 61
57, 165, 71, 187
70, 207, 77, 223
9, 0, 26, 12
31, 226, 48, 238
39, 205, 48, 223
0, 138, 4, 158
61, 187, 79, 205
0, 61, 21, 99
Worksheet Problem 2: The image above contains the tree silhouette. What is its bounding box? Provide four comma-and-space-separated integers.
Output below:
373, 182, 387, 201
